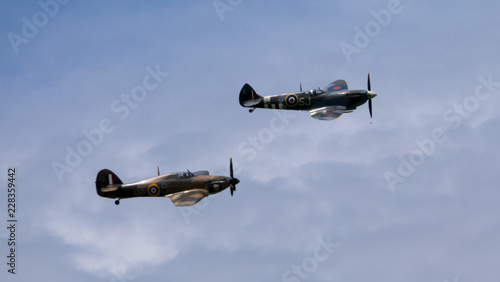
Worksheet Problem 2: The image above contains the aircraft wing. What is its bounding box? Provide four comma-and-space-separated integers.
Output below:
324, 80, 349, 94
167, 189, 208, 207
309, 106, 352, 120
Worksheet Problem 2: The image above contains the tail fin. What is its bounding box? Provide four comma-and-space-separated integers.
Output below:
95, 169, 123, 190
239, 83, 263, 107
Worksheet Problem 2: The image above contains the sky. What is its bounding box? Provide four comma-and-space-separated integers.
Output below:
1, 0, 500, 281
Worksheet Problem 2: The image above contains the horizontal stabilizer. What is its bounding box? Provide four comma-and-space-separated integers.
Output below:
244, 99, 262, 107
100, 185, 120, 193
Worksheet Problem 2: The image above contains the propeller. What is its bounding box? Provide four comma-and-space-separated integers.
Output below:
367, 73, 377, 118
367, 72, 371, 91
229, 157, 239, 196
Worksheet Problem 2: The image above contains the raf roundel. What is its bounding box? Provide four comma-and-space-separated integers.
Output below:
285, 94, 299, 107
147, 183, 160, 196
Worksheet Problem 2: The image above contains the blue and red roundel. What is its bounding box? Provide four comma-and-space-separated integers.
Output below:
319, 112, 342, 120
327, 84, 348, 92
181, 197, 198, 203
285, 94, 299, 107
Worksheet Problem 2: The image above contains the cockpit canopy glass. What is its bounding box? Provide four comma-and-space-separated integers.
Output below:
307, 88, 323, 95
176, 170, 194, 179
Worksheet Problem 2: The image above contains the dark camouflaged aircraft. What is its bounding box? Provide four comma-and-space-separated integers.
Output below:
239, 73, 377, 120
96, 158, 240, 206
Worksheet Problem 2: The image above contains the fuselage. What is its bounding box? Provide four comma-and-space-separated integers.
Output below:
239, 78, 377, 120
97, 173, 232, 199
253, 90, 371, 112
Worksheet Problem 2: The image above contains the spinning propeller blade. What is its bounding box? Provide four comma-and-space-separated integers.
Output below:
229, 157, 239, 197
369, 99, 373, 118
367, 73, 376, 119
368, 73, 371, 91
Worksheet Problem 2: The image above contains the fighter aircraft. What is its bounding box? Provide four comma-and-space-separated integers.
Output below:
239, 73, 377, 120
95, 158, 240, 206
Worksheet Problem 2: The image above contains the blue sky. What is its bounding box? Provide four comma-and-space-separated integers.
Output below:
1, 0, 500, 281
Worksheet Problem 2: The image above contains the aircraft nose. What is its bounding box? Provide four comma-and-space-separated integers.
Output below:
367, 91, 377, 99
226, 177, 239, 185
220, 177, 232, 187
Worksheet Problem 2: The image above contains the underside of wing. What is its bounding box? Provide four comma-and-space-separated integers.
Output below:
167, 189, 208, 207
324, 80, 349, 94
309, 106, 351, 120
